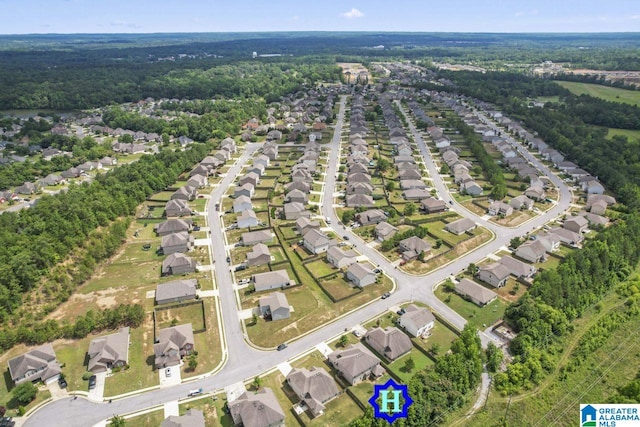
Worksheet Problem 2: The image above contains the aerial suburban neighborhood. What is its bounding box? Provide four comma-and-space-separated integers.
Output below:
0, 22, 638, 427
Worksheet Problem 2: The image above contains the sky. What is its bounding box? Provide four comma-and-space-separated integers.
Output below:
1, 0, 639, 34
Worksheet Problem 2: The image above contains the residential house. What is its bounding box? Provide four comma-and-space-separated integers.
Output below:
398, 236, 431, 261
171, 185, 197, 201
400, 179, 427, 190
87, 327, 130, 373
155, 279, 197, 305
161, 409, 205, 427
303, 229, 330, 254
15, 182, 38, 195
233, 195, 253, 213
515, 240, 547, 263
229, 388, 285, 427
346, 182, 373, 195
286, 367, 341, 418
38, 174, 64, 187
564, 216, 588, 234
399, 305, 435, 338
445, 218, 476, 235
160, 232, 194, 255
247, 243, 271, 267
285, 181, 311, 194
346, 263, 377, 288
154, 323, 195, 368
403, 188, 431, 200
162, 253, 197, 276
154, 219, 193, 236
286, 189, 308, 204
248, 163, 266, 177
165, 199, 192, 217
356, 209, 387, 226
284, 201, 310, 220
8, 344, 61, 385
237, 209, 259, 229
347, 172, 372, 184
241, 230, 274, 246
61, 167, 81, 179
364, 327, 413, 362
374, 221, 399, 242
253, 270, 293, 292
295, 217, 320, 235
259, 292, 290, 321
234, 183, 255, 198
187, 174, 208, 189
586, 194, 616, 210
420, 198, 446, 213
326, 246, 358, 269
478, 263, 510, 288
499, 255, 536, 279
510, 195, 534, 211
455, 278, 498, 307
346, 194, 374, 207
462, 181, 483, 196
254, 154, 271, 169
398, 169, 421, 180
550, 227, 583, 246
239, 172, 259, 188
589, 199, 608, 216
580, 212, 609, 228
488, 201, 514, 217
524, 186, 545, 201
327, 344, 383, 386
291, 169, 313, 183
535, 233, 561, 253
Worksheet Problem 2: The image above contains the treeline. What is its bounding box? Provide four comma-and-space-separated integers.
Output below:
349, 325, 483, 427
610, 371, 640, 403
0, 304, 145, 353
494, 214, 640, 393
554, 73, 639, 90
454, 119, 507, 199
561, 94, 640, 129
380, 226, 428, 251
103, 99, 266, 141
438, 70, 640, 209
0, 143, 210, 322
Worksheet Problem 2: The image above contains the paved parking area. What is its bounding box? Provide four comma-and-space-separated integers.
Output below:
160, 365, 182, 388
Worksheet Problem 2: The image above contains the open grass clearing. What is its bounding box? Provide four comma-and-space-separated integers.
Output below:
387, 348, 434, 383
606, 127, 640, 142
155, 301, 206, 332
435, 285, 506, 330
305, 259, 337, 278
180, 396, 227, 426
125, 409, 165, 427
556, 80, 640, 106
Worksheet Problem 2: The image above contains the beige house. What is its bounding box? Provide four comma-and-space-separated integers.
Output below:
88, 327, 130, 373
286, 367, 341, 418
364, 327, 413, 361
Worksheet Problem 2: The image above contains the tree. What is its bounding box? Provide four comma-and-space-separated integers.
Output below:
404, 202, 417, 216
342, 210, 355, 224
403, 356, 415, 372
109, 415, 126, 427
376, 158, 390, 173
430, 343, 441, 356
385, 181, 396, 192
252, 376, 262, 390
486, 342, 503, 373
188, 353, 198, 371
338, 334, 349, 347
13, 381, 37, 405
510, 237, 523, 249
466, 263, 479, 276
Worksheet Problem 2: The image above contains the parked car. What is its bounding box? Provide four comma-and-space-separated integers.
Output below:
396, 308, 406, 316
193, 225, 201, 231
342, 235, 350, 240
88, 375, 97, 390
165, 368, 171, 378
235, 265, 247, 272
277, 343, 288, 351
188, 388, 204, 397
226, 256, 231, 263
381, 292, 391, 300
58, 376, 67, 389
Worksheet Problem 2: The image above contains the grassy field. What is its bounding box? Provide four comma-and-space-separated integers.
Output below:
606, 127, 640, 143
556, 81, 640, 106
386, 348, 434, 383
305, 259, 336, 278
155, 301, 206, 331
435, 285, 506, 329
124, 409, 165, 426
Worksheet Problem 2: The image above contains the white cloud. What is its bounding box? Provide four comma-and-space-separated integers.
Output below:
632, 15, 640, 20
515, 11, 525, 17
291, 15, 299, 21
341, 8, 364, 19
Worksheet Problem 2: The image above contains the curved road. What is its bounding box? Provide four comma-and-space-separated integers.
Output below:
25, 95, 571, 427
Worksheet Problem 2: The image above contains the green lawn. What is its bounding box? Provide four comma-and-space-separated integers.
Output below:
348, 375, 392, 407
606, 127, 640, 143
124, 409, 165, 426
319, 276, 362, 301
155, 301, 206, 332
180, 396, 228, 426
556, 81, 640, 106
305, 259, 337, 278
386, 349, 434, 383
435, 285, 506, 329
302, 391, 363, 426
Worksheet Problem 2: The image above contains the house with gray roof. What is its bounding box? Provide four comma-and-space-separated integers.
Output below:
87, 327, 130, 373
240, 172, 259, 187
327, 246, 358, 269
488, 201, 513, 217
286, 367, 341, 418
161, 409, 205, 427
187, 174, 208, 189
160, 232, 194, 255
564, 216, 588, 234
237, 209, 259, 229
374, 221, 398, 242
445, 218, 476, 235
247, 243, 271, 267
303, 229, 330, 254
259, 292, 290, 321
285, 181, 311, 194
579, 212, 609, 228
171, 185, 197, 202
229, 388, 285, 427
162, 253, 197, 276
154, 323, 195, 368
15, 182, 38, 195
327, 343, 383, 386
510, 195, 534, 211
346, 263, 377, 288
284, 201, 310, 220
455, 278, 498, 307
356, 209, 387, 226
549, 227, 583, 246
346, 194, 374, 207
364, 327, 413, 362
155, 279, 197, 305
398, 169, 422, 180
462, 181, 483, 196
403, 188, 431, 200
286, 188, 308, 204
8, 344, 61, 385
499, 255, 536, 278
399, 305, 435, 338
478, 262, 510, 288
398, 236, 431, 261
400, 179, 427, 190
295, 217, 320, 235
253, 270, 293, 292
165, 199, 192, 217
515, 240, 547, 263
233, 195, 253, 213
241, 230, 273, 246
155, 219, 193, 236
234, 183, 255, 198
421, 198, 446, 213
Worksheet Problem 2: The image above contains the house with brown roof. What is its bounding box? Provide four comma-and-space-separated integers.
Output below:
375, 221, 399, 242
241, 230, 274, 246
253, 270, 293, 292
246, 243, 271, 267
87, 327, 130, 373
259, 292, 290, 321
455, 278, 498, 307
346, 194, 374, 207
356, 209, 387, 226
162, 253, 197, 276
445, 218, 476, 235
564, 216, 588, 234
154, 323, 195, 368
420, 198, 446, 213
155, 219, 193, 236
478, 263, 510, 288
286, 367, 341, 418
155, 279, 197, 305
499, 255, 536, 278
327, 344, 383, 386
399, 305, 435, 338
160, 232, 194, 255
346, 263, 377, 288
161, 409, 205, 427
229, 388, 285, 427
284, 202, 311, 220
8, 344, 61, 385
303, 229, 330, 254
326, 246, 358, 269
364, 327, 413, 362
165, 199, 192, 217
515, 240, 547, 263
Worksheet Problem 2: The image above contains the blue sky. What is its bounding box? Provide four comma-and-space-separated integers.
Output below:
2, 0, 639, 34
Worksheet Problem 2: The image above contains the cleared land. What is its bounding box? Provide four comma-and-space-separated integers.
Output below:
556, 81, 640, 106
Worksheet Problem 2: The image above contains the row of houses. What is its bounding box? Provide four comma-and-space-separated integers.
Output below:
345, 96, 375, 208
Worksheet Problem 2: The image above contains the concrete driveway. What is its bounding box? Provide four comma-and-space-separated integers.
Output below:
87, 372, 106, 402
160, 366, 181, 387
